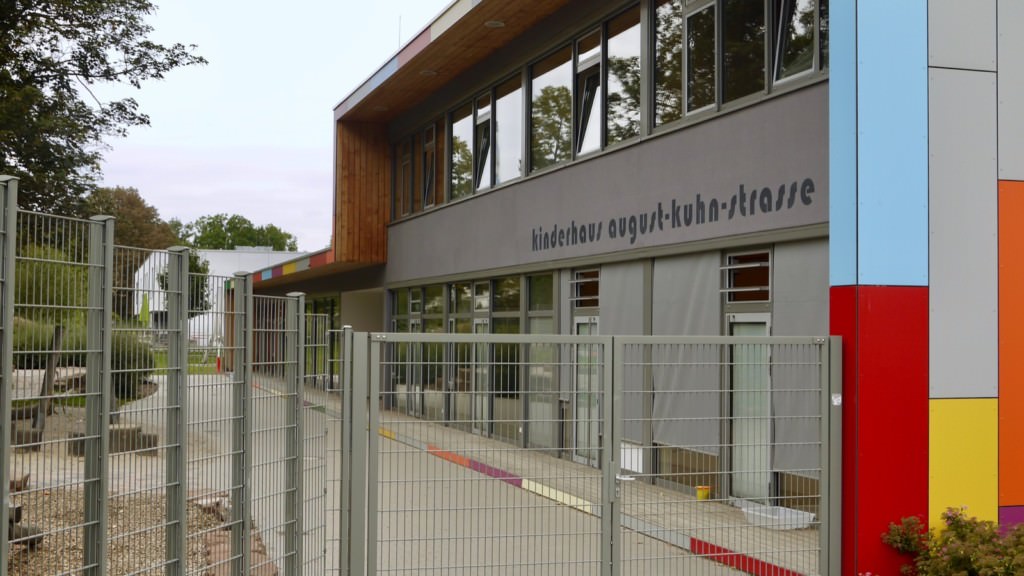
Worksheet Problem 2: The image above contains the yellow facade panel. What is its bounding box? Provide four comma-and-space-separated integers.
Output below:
929, 399, 998, 527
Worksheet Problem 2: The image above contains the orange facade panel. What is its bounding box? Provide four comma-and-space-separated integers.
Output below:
335, 121, 390, 265
999, 180, 1024, 506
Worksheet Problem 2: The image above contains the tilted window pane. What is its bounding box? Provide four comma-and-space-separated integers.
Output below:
576, 30, 602, 155
422, 125, 436, 208
654, 0, 683, 126
495, 77, 523, 184
775, 0, 816, 81
475, 119, 492, 190
687, 5, 716, 112
450, 103, 474, 200
576, 70, 601, 155
530, 45, 573, 172
722, 0, 765, 103
606, 6, 641, 144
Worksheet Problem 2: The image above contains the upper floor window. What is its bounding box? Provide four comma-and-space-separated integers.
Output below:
475, 93, 493, 191
450, 102, 474, 201
575, 30, 603, 156
393, 138, 413, 217
495, 76, 524, 184
606, 6, 642, 145
530, 45, 572, 172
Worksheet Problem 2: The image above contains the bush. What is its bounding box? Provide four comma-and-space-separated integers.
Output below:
12, 317, 155, 400
883, 507, 1024, 576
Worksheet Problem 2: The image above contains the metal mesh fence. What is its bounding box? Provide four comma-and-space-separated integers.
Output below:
345, 332, 840, 576
0, 180, 330, 575
370, 333, 610, 576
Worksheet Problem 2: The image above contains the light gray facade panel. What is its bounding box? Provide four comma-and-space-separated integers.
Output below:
386, 84, 828, 284
772, 239, 829, 337
651, 252, 720, 337
770, 239, 827, 476
599, 261, 645, 336
650, 251, 721, 450
929, 68, 998, 398
600, 261, 646, 441
999, 0, 1024, 180
928, 0, 996, 71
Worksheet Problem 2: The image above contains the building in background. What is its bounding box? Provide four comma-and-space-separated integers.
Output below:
252, 1, 1024, 573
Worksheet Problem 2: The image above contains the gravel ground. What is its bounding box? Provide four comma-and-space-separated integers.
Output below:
7, 488, 221, 575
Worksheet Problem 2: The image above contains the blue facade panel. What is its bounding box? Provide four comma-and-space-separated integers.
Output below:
855, 0, 929, 286
829, 0, 858, 287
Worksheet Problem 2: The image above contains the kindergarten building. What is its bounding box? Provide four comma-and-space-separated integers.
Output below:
252, 1, 1024, 573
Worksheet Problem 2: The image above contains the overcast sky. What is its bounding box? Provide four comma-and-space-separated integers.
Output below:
98, 0, 451, 252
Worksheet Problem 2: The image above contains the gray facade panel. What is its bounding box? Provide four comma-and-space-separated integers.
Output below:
386, 84, 828, 284
929, 68, 998, 398
769, 238, 828, 477
651, 252, 721, 451
928, 0, 996, 71
999, 0, 1024, 180
600, 261, 646, 441
772, 239, 829, 337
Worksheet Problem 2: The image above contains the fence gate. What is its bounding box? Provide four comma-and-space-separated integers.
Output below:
341, 332, 841, 576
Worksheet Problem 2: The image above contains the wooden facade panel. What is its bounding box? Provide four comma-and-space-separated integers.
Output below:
335, 121, 390, 265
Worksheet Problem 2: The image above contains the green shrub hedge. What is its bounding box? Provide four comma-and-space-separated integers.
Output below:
12, 317, 154, 399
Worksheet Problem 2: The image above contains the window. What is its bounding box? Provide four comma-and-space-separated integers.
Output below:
393, 138, 413, 217
495, 76, 524, 184
530, 45, 572, 172
606, 6, 642, 145
493, 276, 521, 312
528, 274, 554, 312
774, 0, 817, 82
686, 2, 716, 113
450, 282, 472, 314
571, 269, 600, 309
475, 93, 493, 191
422, 125, 436, 208
575, 30, 602, 156
474, 281, 490, 312
450, 103, 474, 200
653, 0, 683, 126
722, 0, 766, 103
722, 251, 771, 302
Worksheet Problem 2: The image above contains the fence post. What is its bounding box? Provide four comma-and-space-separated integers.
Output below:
820, 336, 844, 576
284, 292, 305, 573
232, 273, 252, 574
164, 247, 190, 575
0, 176, 18, 567
339, 325, 353, 575
366, 334, 382, 576
84, 215, 114, 575
348, 332, 370, 576
603, 337, 621, 576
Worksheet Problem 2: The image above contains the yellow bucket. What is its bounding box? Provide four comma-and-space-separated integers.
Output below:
696, 485, 711, 500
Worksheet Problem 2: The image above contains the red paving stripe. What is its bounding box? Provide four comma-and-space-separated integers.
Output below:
690, 538, 804, 576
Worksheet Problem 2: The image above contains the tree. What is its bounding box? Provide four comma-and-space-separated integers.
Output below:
84, 186, 176, 249
84, 186, 177, 319
0, 1, 206, 213
179, 214, 299, 251
158, 250, 211, 319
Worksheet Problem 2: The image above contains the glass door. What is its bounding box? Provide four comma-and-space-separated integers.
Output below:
573, 316, 600, 466
729, 315, 771, 503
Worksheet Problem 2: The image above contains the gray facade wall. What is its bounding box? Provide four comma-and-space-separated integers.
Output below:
772, 239, 829, 337
386, 83, 828, 284
650, 252, 721, 452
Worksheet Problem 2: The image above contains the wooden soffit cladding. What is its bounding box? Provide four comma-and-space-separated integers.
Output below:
335, 0, 573, 123
334, 121, 390, 265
